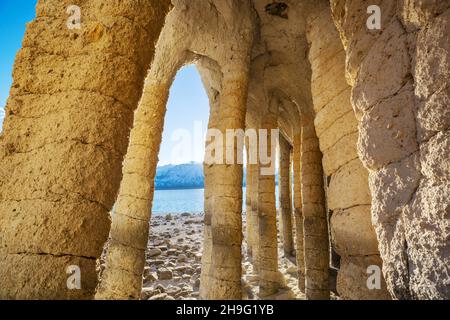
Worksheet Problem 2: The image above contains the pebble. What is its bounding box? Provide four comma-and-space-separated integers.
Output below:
193, 278, 201, 289
149, 293, 168, 300
137, 212, 301, 301
157, 268, 173, 280
155, 284, 165, 293
167, 249, 178, 256
148, 248, 162, 257
286, 266, 297, 275
174, 266, 187, 273
166, 286, 182, 297
149, 259, 165, 266
141, 288, 155, 300
144, 272, 157, 283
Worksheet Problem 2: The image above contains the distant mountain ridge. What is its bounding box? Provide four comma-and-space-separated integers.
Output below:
155, 162, 204, 190
155, 162, 279, 190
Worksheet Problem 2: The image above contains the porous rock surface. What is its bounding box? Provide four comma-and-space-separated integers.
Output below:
0, 0, 448, 300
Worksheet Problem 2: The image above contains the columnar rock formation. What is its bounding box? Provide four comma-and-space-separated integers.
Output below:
0, 0, 448, 300
300, 118, 330, 300
257, 112, 280, 297
306, 2, 390, 299
96, 39, 175, 299
0, 0, 170, 299
293, 131, 306, 292
199, 84, 220, 299
331, 0, 450, 300
279, 135, 294, 257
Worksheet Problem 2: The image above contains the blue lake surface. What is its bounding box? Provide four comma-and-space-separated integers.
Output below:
152, 186, 279, 215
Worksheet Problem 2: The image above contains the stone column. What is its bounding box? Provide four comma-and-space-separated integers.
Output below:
244, 125, 259, 262
258, 114, 280, 297
279, 135, 294, 257
250, 160, 261, 272
95, 79, 170, 300
202, 64, 250, 300
0, 0, 170, 299
96, 10, 187, 299
293, 131, 305, 292
306, 3, 389, 299
331, 0, 449, 300
199, 93, 220, 299
301, 119, 330, 300
245, 159, 255, 257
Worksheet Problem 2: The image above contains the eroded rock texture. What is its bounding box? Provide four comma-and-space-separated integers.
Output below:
331, 0, 450, 299
306, 2, 390, 299
0, 0, 171, 299
0, 0, 448, 300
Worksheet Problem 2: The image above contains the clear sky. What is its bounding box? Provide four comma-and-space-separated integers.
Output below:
0, 1, 210, 165
161, 65, 210, 166
0, 0, 38, 130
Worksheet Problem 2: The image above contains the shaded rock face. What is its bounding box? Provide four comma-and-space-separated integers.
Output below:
306, 2, 389, 299
331, 0, 450, 299
0, 0, 448, 300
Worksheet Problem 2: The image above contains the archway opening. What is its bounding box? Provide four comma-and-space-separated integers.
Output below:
152, 64, 210, 215
144, 64, 210, 300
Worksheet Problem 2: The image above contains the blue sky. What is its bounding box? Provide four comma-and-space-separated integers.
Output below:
161, 65, 209, 165
0, 0, 38, 130
0, 1, 210, 165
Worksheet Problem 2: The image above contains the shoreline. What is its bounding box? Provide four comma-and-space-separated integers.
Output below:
101, 212, 307, 300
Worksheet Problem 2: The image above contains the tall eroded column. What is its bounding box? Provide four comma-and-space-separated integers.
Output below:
293, 131, 305, 292
250, 161, 261, 272
258, 114, 280, 297
203, 64, 250, 300
279, 135, 294, 257
245, 159, 255, 257
331, 0, 449, 299
0, 0, 170, 299
199, 94, 220, 299
301, 119, 330, 300
95, 79, 170, 300
96, 10, 188, 298
244, 127, 259, 262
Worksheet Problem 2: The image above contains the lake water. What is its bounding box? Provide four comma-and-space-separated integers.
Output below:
152, 187, 279, 215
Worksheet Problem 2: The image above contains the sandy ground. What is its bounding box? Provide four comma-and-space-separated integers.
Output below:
138, 212, 305, 300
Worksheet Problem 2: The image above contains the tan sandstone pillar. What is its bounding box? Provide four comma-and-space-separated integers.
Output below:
96, 8, 188, 298
245, 159, 255, 257
245, 127, 259, 261
202, 64, 249, 300
95, 79, 170, 300
330, 0, 449, 300
293, 131, 305, 292
301, 119, 330, 300
250, 160, 261, 272
279, 135, 294, 257
258, 114, 280, 297
0, 0, 170, 299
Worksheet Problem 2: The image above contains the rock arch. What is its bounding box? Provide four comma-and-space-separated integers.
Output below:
0, 0, 448, 300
